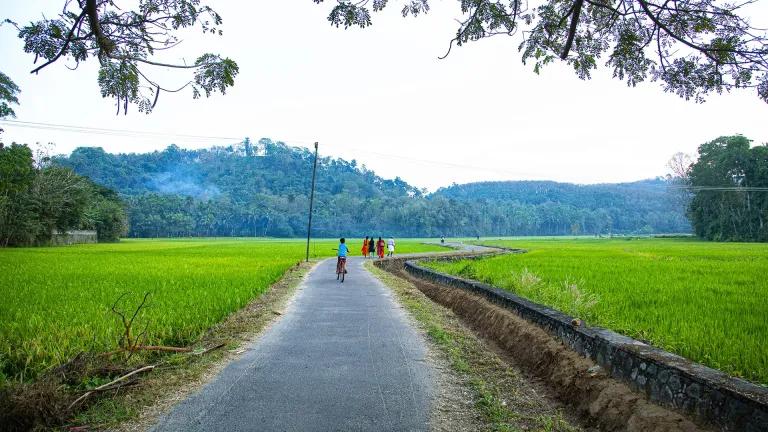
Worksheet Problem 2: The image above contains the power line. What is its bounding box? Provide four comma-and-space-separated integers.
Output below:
0, 120, 566, 178
257, 140, 768, 191
319, 141, 546, 179
667, 186, 768, 191
0, 119, 241, 141
5, 119, 767, 192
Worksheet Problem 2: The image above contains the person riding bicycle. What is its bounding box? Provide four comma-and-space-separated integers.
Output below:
336, 238, 349, 281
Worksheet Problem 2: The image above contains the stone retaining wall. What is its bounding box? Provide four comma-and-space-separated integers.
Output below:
403, 257, 768, 432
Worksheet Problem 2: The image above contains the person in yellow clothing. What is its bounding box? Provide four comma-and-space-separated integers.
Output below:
361, 236, 369, 258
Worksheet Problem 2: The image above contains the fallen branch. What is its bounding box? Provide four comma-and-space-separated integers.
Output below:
101, 342, 227, 358
68, 364, 156, 410
193, 342, 226, 356
133, 345, 192, 353
101, 344, 192, 357
79, 378, 140, 396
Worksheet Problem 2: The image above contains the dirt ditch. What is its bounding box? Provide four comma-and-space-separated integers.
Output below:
376, 258, 709, 432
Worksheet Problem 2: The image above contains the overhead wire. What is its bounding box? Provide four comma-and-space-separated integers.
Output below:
0, 119, 241, 141
4, 119, 768, 192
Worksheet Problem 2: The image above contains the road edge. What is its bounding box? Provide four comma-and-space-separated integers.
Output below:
84, 260, 318, 431
365, 260, 581, 432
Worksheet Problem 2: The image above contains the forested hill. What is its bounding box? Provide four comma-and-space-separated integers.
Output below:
434, 179, 690, 234
54, 139, 690, 238
436, 179, 677, 206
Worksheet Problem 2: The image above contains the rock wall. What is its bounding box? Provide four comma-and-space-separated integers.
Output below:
403, 258, 768, 432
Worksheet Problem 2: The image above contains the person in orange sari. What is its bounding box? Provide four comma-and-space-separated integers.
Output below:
376, 237, 385, 259
361, 236, 369, 258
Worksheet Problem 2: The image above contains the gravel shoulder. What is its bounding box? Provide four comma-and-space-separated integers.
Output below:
366, 261, 584, 432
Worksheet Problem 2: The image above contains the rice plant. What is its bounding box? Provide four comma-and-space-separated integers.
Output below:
426, 238, 768, 385
0, 238, 440, 383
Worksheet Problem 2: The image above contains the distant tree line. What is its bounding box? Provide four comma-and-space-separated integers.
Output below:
54, 139, 690, 239
0, 143, 127, 246
685, 136, 768, 242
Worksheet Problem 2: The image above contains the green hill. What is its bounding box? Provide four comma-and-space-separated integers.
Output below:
54, 139, 691, 237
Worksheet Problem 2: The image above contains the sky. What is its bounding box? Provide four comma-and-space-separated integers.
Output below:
1, 0, 767, 191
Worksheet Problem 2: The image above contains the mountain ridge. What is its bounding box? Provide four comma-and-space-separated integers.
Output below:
54, 140, 691, 237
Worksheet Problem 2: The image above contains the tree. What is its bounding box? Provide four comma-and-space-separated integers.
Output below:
0, 144, 36, 246
30, 166, 91, 239
82, 184, 128, 242
687, 135, 768, 241
0, 71, 20, 142
313, 0, 768, 103
55, 142, 691, 238
666, 152, 694, 210
7, 0, 239, 114
667, 152, 693, 181
0, 143, 128, 246
0, 71, 20, 120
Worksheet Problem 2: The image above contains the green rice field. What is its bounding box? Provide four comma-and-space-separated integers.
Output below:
425, 238, 768, 385
0, 238, 442, 383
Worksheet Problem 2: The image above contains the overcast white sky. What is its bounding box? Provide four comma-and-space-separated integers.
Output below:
1, 0, 767, 190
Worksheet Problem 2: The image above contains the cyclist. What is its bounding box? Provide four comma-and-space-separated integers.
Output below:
336, 238, 349, 282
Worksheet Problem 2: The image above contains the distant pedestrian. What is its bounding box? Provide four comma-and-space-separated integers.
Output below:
440, 236, 445, 244
376, 237, 385, 259
361, 236, 369, 258
368, 235, 375, 258
387, 237, 395, 257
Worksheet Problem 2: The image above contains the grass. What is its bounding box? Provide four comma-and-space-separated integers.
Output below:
425, 237, 768, 385
74, 261, 313, 430
0, 237, 442, 384
367, 261, 579, 432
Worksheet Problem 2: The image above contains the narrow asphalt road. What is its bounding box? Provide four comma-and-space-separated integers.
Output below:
152, 257, 433, 432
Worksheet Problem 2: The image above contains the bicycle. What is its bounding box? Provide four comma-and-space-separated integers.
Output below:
336, 256, 347, 282
332, 248, 348, 282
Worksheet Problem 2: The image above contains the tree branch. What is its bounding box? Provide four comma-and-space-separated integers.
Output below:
108, 55, 202, 69
86, 0, 115, 58
29, 9, 87, 74
561, 0, 584, 59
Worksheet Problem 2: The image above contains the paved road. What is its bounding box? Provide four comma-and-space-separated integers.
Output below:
430, 241, 499, 253
152, 257, 433, 432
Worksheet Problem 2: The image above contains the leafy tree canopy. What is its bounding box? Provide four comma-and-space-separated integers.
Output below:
0, 71, 20, 120
6, 0, 239, 114
0, 71, 21, 141
0, 143, 127, 246
313, 0, 768, 103
687, 135, 768, 241
54, 140, 690, 238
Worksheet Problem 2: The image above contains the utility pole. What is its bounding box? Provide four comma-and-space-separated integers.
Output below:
306, 142, 319, 262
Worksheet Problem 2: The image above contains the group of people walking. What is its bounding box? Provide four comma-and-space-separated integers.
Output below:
361, 236, 395, 259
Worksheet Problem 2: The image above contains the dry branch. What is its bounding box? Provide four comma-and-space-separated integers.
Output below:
68, 364, 156, 410
193, 342, 226, 356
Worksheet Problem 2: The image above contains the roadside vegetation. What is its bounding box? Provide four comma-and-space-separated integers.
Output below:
0, 143, 127, 247
425, 237, 768, 385
0, 238, 440, 384
367, 262, 580, 432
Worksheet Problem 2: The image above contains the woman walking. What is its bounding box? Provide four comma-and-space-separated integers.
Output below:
376, 237, 385, 259
368, 234, 375, 258
361, 236, 369, 258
